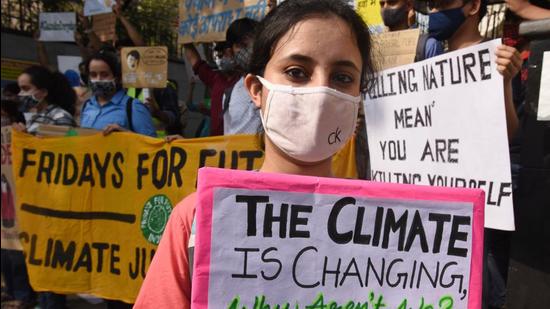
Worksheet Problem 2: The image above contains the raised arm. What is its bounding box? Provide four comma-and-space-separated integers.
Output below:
114, 2, 145, 46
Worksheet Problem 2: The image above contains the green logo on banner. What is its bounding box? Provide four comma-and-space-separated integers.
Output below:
141, 194, 172, 245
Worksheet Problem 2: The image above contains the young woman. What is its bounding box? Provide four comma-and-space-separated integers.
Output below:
134, 0, 374, 307
80, 51, 156, 137
13, 65, 76, 135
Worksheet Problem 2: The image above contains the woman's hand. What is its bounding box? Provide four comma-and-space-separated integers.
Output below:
495, 45, 522, 82
102, 123, 128, 136
144, 96, 161, 117
165, 135, 184, 143
12, 123, 27, 133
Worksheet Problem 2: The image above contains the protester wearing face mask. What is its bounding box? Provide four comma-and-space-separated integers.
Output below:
222, 18, 262, 135
380, 0, 413, 31
134, 1, 374, 307
80, 51, 156, 137
12, 66, 76, 135
428, 0, 519, 140
428, 1, 522, 307
11, 65, 76, 308
379, 0, 443, 61
182, 36, 241, 136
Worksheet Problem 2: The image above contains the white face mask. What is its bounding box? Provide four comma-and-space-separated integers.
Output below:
257, 76, 360, 163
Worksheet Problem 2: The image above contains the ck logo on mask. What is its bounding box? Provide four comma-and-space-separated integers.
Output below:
328, 127, 342, 145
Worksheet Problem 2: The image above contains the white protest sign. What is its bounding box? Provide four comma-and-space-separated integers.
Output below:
537, 51, 550, 121
84, 0, 114, 16
57, 56, 82, 74
192, 168, 485, 309
39, 12, 76, 42
364, 39, 514, 231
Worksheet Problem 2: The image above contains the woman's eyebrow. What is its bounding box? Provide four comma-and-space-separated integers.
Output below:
279, 53, 316, 65
333, 60, 361, 73
278, 54, 360, 72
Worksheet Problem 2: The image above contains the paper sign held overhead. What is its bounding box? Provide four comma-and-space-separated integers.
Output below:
92, 13, 117, 42
84, 0, 114, 16
178, 0, 267, 44
121, 47, 168, 89
39, 12, 76, 42
192, 167, 485, 308
364, 39, 515, 231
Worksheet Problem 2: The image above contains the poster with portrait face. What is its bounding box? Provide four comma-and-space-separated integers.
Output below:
121, 47, 168, 89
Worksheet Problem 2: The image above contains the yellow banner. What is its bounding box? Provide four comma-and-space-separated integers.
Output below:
178, 0, 267, 44
1, 58, 38, 82
12, 130, 356, 302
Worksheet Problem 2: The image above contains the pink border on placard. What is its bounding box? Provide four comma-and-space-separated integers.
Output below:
192, 167, 485, 309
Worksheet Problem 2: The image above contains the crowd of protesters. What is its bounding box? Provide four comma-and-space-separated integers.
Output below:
1, 0, 548, 308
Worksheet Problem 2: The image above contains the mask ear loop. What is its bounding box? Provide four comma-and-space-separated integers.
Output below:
255, 75, 274, 91
255, 75, 274, 130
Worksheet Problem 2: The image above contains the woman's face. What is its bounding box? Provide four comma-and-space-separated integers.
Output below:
249, 15, 363, 111
17, 73, 47, 101
89, 59, 115, 81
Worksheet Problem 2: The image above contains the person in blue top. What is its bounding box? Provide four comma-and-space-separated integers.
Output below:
80, 50, 156, 137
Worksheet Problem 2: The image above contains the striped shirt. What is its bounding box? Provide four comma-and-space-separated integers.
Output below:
26, 104, 75, 134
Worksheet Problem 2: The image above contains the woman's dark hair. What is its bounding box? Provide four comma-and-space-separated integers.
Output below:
226, 18, 259, 46
128, 50, 141, 61
1, 100, 24, 124
22, 65, 76, 115
85, 50, 122, 80
3, 82, 20, 96
249, 0, 375, 92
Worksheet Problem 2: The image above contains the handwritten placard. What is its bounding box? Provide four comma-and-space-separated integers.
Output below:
364, 40, 515, 231
372, 29, 420, 71
192, 167, 485, 308
39, 12, 76, 42
121, 47, 168, 88
178, 0, 267, 44
84, 0, 114, 16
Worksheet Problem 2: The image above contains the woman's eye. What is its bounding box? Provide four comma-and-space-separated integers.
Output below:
285, 68, 308, 80
333, 73, 354, 84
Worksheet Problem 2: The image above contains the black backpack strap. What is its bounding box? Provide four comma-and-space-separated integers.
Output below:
81, 99, 90, 115
222, 85, 234, 114
415, 33, 430, 62
126, 97, 134, 132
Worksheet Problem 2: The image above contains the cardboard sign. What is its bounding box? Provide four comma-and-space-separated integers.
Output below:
39, 12, 76, 42
1, 127, 22, 251
364, 39, 515, 231
372, 29, 420, 71
356, 0, 384, 33
84, 0, 114, 16
121, 47, 168, 89
192, 167, 485, 308
92, 13, 117, 42
178, 0, 267, 44
11, 130, 356, 302
537, 51, 550, 121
